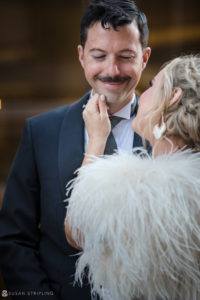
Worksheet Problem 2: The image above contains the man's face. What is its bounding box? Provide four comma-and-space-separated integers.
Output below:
78, 21, 150, 109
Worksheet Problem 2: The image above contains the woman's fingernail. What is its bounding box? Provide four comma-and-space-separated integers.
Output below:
100, 94, 105, 101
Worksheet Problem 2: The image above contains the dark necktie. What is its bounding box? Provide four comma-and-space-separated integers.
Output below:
104, 101, 137, 155
104, 116, 124, 155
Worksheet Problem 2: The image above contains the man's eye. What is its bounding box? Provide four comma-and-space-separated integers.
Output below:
92, 55, 105, 60
120, 56, 133, 60
149, 80, 153, 87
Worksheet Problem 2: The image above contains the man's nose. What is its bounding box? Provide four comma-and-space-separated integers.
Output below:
106, 58, 120, 77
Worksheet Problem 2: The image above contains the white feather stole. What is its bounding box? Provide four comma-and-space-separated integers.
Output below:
66, 149, 200, 300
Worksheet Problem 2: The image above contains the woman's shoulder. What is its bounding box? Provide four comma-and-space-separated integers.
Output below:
78, 148, 200, 182
69, 148, 200, 207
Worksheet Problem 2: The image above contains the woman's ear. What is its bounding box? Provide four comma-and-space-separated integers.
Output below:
169, 87, 183, 107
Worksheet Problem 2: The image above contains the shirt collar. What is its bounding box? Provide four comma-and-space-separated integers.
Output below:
112, 94, 135, 119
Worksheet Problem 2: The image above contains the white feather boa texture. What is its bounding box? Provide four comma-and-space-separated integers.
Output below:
66, 149, 200, 300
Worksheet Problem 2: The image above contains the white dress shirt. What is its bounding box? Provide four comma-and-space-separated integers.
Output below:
84, 94, 136, 153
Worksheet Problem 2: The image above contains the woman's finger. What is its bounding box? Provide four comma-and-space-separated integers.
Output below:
85, 93, 99, 113
98, 94, 109, 117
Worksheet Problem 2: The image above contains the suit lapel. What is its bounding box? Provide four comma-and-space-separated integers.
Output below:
58, 92, 90, 199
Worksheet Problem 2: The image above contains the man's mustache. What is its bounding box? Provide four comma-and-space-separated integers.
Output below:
95, 75, 131, 83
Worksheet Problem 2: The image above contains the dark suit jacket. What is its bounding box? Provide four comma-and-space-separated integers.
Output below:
0, 92, 143, 300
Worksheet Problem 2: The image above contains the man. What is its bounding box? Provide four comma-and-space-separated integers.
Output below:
0, 0, 151, 299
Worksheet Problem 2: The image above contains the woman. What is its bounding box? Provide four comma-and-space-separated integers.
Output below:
65, 55, 200, 300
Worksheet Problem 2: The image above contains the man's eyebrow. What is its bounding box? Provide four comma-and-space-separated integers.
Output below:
89, 48, 137, 54
89, 48, 105, 52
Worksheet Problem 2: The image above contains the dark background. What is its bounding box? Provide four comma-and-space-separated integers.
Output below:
0, 0, 200, 295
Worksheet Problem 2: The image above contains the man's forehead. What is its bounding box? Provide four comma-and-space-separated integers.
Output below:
85, 21, 140, 47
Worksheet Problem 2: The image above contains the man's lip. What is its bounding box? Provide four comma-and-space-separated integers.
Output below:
103, 82, 124, 85
98, 79, 128, 86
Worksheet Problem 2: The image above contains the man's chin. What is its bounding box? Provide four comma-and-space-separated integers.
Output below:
93, 87, 129, 104
99, 91, 121, 103
106, 98, 122, 106
105, 93, 127, 105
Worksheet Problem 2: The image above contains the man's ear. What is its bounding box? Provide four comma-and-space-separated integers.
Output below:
142, 47, 151, 70
78, 45, 85, 68
169, 87, 183, 107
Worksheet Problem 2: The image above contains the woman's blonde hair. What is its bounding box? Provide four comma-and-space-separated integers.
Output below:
148, 54, 200, 151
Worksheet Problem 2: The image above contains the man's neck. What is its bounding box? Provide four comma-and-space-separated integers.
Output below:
108, 96, 134, 115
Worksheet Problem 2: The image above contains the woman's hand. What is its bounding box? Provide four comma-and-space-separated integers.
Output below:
82, 94, 111, 164
83, 94, 111, 143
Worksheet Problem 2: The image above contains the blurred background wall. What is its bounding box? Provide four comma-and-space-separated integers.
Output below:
0, 0, 200, 293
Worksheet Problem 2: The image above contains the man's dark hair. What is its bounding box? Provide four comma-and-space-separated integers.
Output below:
80, 0, 149, 49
